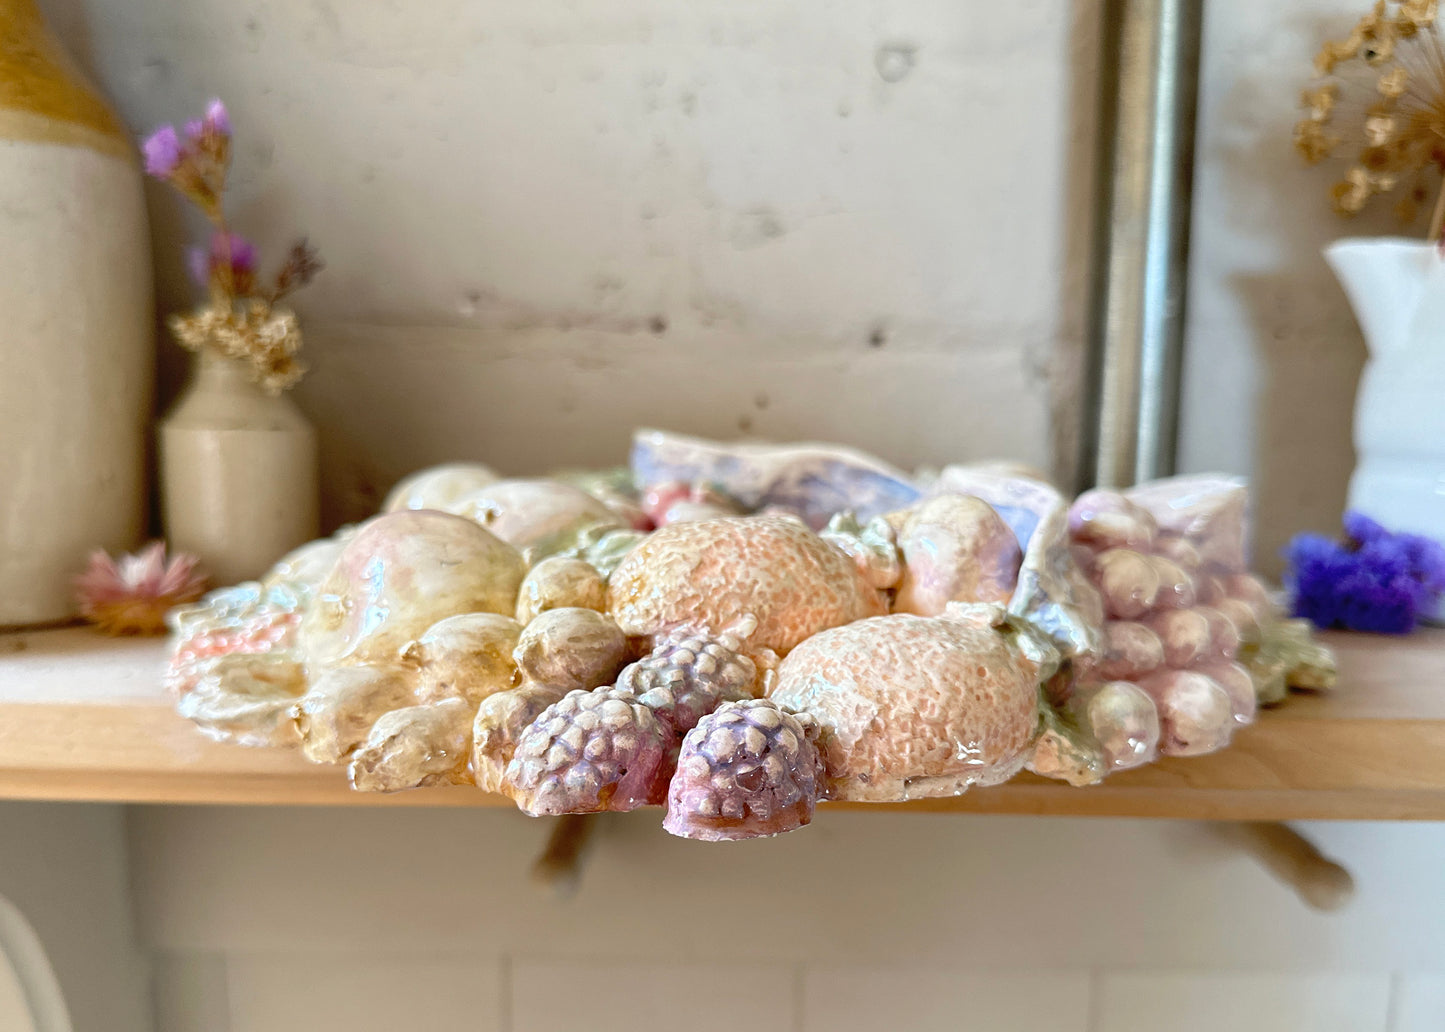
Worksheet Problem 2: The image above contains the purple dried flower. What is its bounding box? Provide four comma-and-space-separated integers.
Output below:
183, 118, 204, 140
187, 232, 257, 293
1401, 533, 1445, 591
204, 98, 230, 135
1344, 510, 1389, 546
143, 125, 183, 177
1284, 513, 1445, 634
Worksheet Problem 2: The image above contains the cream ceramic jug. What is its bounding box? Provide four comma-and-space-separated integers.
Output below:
1326, 237, 1445, 554
0, 0, 153, 624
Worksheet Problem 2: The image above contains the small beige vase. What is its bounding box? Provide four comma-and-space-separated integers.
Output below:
160, 351, 319, 585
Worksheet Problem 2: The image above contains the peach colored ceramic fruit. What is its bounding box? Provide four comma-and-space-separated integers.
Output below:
607, 515, 887, 657
768, 606, 1054, 801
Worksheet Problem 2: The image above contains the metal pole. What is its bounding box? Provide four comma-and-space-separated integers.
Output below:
1079, 0, 1203, 490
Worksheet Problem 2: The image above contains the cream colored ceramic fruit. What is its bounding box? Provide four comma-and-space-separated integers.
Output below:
300, 509, 526, 666
161, 352, 319, 585
0, 0, 152, 623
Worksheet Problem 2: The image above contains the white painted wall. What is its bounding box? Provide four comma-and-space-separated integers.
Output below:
17, 1, 1444, 1030
1182, 0, 1412, 576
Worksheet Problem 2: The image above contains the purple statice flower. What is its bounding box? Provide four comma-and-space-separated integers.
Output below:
205, 98, 230, 135
1344, 510, 1389, 545
186, 232, 257, 291
183, 100, 231, 143
1284, 511, 1445, 634
142, 124, 183, 177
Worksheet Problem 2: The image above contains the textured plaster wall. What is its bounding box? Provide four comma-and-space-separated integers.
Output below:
41, 0, 1100, 525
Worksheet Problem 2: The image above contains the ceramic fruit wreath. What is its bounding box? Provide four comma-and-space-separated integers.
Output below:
165, 430, 1334, 841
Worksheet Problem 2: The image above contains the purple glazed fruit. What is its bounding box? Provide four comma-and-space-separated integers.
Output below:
615, 631, 759, 737
663, 699, 824, 841
503, 687, 669, 815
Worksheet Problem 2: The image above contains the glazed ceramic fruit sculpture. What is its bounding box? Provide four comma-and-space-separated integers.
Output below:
165, 430, 1335, 841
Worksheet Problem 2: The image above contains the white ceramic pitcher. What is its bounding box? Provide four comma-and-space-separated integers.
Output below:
1325, 237, 1445, 556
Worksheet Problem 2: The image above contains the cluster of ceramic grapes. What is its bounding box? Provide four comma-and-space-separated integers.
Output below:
1068, 489, 1274, 759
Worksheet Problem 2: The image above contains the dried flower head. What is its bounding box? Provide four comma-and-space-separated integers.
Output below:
75, 543, 209, 636
142, 100, 322, 389
169, 299, 307, 393
187, 231, 257, 297
1295, 1, 1445, 226
1284, 510, 1445, 634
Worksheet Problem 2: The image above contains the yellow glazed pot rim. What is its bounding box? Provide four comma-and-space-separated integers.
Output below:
0, 0, 131, 160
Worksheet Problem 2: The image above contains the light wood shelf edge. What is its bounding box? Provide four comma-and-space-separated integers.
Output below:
0, 628, 1442, 819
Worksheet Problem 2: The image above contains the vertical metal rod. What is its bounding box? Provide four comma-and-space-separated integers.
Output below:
1079, 0, 1202, 490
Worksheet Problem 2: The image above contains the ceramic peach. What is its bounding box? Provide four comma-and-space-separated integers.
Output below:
300, 510, 526, 667
443, 478, 624, 562
607, 515, 888, 657
768, 605, 1055, 801
892, 494, 1022, 615
382, 462, 500, 513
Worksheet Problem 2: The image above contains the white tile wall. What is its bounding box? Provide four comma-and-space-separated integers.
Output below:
1095, 972, 1392, 1032
512, 961, 796, 1032
226, 953, 501, 1032
1391, 973, 1445, 1032
124, 809, 1445, 1032
803, 968, 1091, 1032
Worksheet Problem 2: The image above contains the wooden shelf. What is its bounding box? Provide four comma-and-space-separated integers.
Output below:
0, 627, 1443, 819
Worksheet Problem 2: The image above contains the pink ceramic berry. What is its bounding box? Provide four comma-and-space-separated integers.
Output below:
1146, 609, 1214, 668
1092, 548, 1162, 619
1195, 605, 1242, 658
503, 688, 670, 815
1096, 621, 1165, 681
1139, 670, 1234, 756
1215, 597, 1262, 643
1073, 680, 1161, 770
1068, 489, 1158, 551
616, 632, 758, 737
663, 699, 823, 841
1193, 660, 1257, 725
1148, 556, 1197, 610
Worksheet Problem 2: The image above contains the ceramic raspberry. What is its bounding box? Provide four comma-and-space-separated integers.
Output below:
664, 699, 824, 841
615, 631, 758, 737
503, 687, 669, 815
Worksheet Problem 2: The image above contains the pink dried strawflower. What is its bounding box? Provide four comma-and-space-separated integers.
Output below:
75, 543, 209, 636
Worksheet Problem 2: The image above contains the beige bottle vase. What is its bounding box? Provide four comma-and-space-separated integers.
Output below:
160, 351, 319, 585
0, 0, 153, 625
